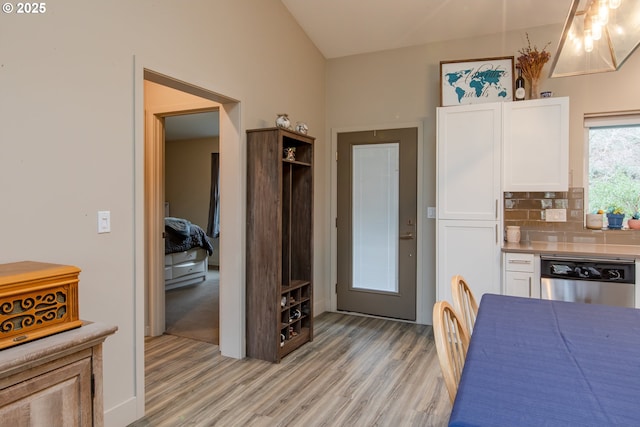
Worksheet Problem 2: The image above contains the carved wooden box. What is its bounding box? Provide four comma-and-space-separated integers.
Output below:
0, 261, 82, 349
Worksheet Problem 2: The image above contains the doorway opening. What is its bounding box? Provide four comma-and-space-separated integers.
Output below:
142, 69, 244, 359
163, 110, 220, 344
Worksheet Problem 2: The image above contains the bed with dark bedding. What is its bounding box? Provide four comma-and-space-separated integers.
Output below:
164, 217, 214, 290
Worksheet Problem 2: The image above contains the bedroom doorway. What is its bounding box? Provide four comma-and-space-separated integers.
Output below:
163, 111, 220, 344
144, 81, 218, 340
143, 69, 244, 359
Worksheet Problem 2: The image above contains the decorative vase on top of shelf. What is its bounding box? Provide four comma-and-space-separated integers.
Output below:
276, 113, 291, 129
295, 121, 309, 135
517, 33, 551, 99
530, 78, 541, 100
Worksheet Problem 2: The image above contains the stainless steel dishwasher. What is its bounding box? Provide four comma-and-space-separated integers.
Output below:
540, 256, 636, 308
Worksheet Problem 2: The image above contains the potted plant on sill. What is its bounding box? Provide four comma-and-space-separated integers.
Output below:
628, 212, 640, 230
586, 211, 604, 229
606, 206, 625, 230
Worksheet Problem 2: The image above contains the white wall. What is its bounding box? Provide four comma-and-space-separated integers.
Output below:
0, 1, 326, 425
326, 24, 640, 324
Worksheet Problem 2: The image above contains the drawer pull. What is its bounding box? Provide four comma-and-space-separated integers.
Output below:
508, 260, 531, 264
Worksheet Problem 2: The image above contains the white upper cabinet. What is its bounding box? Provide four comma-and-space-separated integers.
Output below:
502, 97, 569, 192
437, 103, 502, 221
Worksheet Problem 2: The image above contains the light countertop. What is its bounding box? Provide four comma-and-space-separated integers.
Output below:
502, 241, 640, 259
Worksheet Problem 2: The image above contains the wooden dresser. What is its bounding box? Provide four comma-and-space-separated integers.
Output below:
0, 322, 117, 426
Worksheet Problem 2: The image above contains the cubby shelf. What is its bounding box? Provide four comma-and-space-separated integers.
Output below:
246, 127, 314, 363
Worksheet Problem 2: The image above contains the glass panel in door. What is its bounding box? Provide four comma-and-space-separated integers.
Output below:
352, 143, 399, 292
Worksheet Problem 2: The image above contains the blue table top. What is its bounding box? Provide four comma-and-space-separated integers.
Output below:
449, 294, 640, 427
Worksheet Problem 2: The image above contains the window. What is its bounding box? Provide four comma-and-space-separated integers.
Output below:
585, 114, 640, 221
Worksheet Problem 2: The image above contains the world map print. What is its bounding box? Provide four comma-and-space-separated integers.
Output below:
441, 60, 513, 106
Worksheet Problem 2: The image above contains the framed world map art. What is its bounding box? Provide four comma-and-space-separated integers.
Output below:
440, 56, 514, 106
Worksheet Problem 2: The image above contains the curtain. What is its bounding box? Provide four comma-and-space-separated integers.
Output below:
207, 153, 220, 238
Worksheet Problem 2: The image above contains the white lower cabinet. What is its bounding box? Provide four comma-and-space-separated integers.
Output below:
437, 220, 501, 304
503, 252, 540, 298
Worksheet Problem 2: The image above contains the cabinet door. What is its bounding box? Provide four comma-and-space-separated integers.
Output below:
437, 103, 501, 220
503, 97, 569, 191
0, 358, 92, 427
503, 253, 540, 298
505, 271, 535, 298
437, 220, 501, 304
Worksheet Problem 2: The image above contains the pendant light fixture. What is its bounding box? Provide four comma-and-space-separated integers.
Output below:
549, 0, 640, 77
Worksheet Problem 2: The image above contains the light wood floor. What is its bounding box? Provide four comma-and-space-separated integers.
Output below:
129, 312, 451, 427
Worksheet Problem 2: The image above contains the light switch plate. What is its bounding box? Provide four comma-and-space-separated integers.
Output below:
98, 211, 111, 233
427, 207, 436, 219
545, 208, 566, 222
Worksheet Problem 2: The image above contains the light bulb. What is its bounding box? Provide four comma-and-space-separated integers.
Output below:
598, 0, 609, 25
592, 18, 603, 40
609, 0, 622, 9
574, 38, 583, 54
585, 31, 594, 52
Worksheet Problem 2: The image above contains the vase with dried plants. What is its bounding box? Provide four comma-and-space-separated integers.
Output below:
516, 33, 551, 99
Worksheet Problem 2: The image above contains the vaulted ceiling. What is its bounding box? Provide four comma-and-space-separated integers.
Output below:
281, 0, 572, 58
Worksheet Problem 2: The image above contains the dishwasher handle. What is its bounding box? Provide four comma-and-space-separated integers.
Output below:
540, 255, 635, 265
540, 257, 636, 284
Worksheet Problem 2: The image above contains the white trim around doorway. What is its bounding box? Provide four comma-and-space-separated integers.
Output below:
129, 55, 245, 424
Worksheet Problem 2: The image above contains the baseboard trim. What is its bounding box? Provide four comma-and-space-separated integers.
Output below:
104, 395, 140, 427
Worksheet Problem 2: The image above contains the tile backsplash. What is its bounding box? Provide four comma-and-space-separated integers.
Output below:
503, 187, 640, 245
504, 188, 584, 231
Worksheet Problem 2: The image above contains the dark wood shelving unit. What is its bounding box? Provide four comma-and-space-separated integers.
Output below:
246, 127, 314, 362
